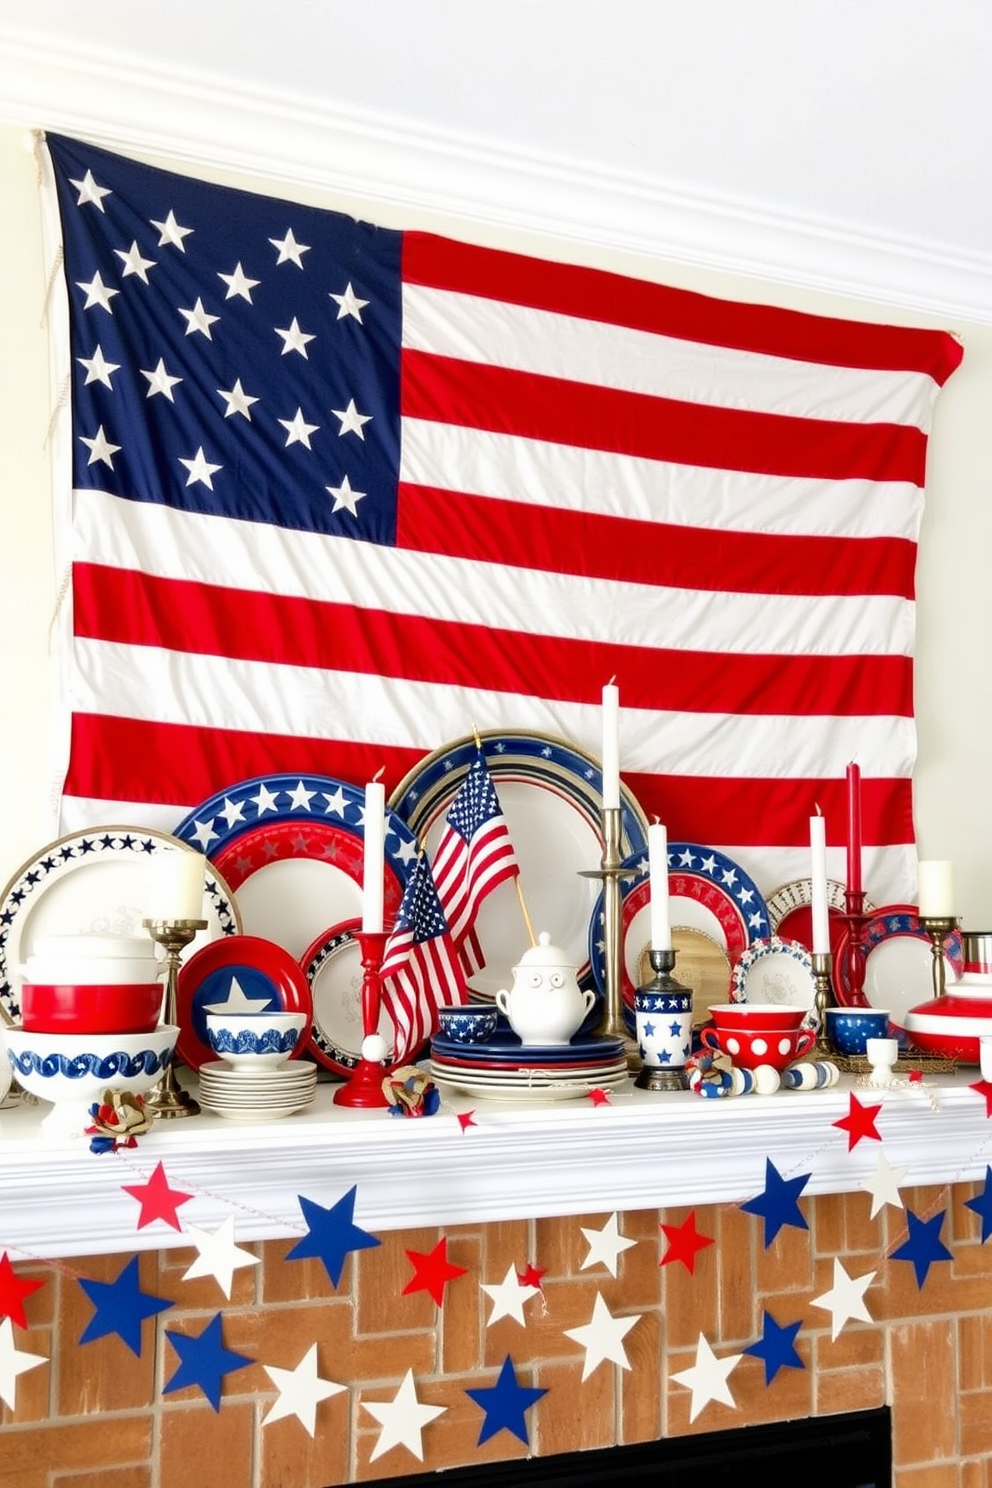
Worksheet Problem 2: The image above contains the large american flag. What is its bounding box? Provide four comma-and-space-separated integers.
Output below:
431, 747, 519, 974
42, 132, 962, 905
378, 849, 468, 1062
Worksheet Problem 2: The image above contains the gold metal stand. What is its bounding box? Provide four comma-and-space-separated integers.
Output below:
142, 917, 207, 1117
812, 950, 835, 1056
919, 915, 958, 1000
579, 807, 638, 1066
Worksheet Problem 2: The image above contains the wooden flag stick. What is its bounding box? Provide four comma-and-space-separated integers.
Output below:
515, 876, 537, 947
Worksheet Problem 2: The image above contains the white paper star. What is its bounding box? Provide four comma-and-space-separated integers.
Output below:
262, 1342, 345, 1436
218, 262, 260, 302
69, 169, 111, 210
811, 1258, 876, 1341
269, 228, 311, 267
279, 408, 320, 449
860, 1150, 909, 1219
141, 358, 182, 401
179, 446, 222, 489
332, 397, 373, 439
579, 1212, 636, 1277
202, 973, 274, 1015
76, 271, 119, 313
326, 474, 366, 516
151, 209, 193, 250
115, 241, 156, 282
79, 425, 121, 469
564, 1292, 640, 1380
330, 281, 369, 321
0, 1317, 47, 1410
178, 297, 219, 339
670, 1332, 743, 1423
275, 316, 316, 357
182, 1216, 260, 1298
77, 344, 120, 387
481, 1263, 540, 1327
363, 1368, 446, 1462
217, 378, 259, 420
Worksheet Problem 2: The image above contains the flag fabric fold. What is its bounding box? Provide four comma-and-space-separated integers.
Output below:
379, 850, 468, 1063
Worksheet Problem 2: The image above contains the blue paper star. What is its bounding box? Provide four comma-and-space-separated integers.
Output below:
744, 1308, 804, 1385
285, 1185, 381, 1288
890, 1208, 953, 1288
163, 1311, 254, 1411
964, 1166, 992, 1242
740, 1159, 810, 1248
465, 1355, 547, 1445
77, 1256, 173, 1357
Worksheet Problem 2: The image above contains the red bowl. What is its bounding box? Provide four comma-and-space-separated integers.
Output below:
19, 982, 164, 1035
709, 1003, 810, 1032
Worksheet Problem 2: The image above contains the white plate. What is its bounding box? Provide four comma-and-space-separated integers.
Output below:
199, 1098, 315, 1120
834, 907, 963, 1022
0, 827, 241, 1023
300, 919, 395, 1074
731, 936, 815, 1009
432, 1070, 630, 1103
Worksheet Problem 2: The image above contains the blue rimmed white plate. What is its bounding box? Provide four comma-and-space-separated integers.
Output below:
172, 774, 418, 962
0, 827, 241, 1024
176, 933, 313, 1072
834, 905, 963, 1024
588, 842, 770, 1030
390, 731, 650, 1000
730, 935, 815, 1009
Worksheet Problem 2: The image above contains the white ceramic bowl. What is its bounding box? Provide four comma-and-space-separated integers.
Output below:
204, 1012, 306, 1070
4, 1025, 178, 1133
21, 933, 163, 987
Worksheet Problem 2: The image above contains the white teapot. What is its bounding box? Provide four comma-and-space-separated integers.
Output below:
496, 933, 595, 1046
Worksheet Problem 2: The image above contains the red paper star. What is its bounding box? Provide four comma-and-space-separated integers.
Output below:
517, 1263, 547, 1291
970, 1080, 992, 1117
833, 1093, 883, 1151
402, 1238, 468, 1306
587, 1088, 612, 1107
456, 1111, 477, 1133
122, 1161, 194, 1231
0, 1252, 46, 1329
659, 1211, 716, 1274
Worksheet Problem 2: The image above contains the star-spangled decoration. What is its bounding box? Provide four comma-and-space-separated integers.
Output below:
163, 1311, 254, 1411
890, 1208, 954, 1289
179, 446, 222, 488
78, 343, 120, 386
833, 1092, 883, 1150
269, 227, 310, 266
363, 1367, 447, 1462
151, 209, 193, 249
587, 1087, 612, 1106
969, 1079, 992, 1117
860, 1150, 908, 1218
261, 1342, 346, 1437
739, 1160, 810, 1248
660, 1211, 715, 1274
481, 1264, 540, 1326
69, 168, 111, 210
811, 1258, 876, 1340
218, 262, 260, 302
332, 397, 372, 438
0, 1316, 47, 1410
326, 474, 366, 516
181, 1216, 260, 1298
456, 1110, 477, 1132
80, 424, 120, 467
964, 1165, 992, 1241
518, 1263, 547, 1290
121, 1161, 194, 1231
77, 1256, 173, 1357
330, 281, 369, 321
670, 1332, 743, 1422
563, 1292, 641, 1380
465, 1355, 547, 1446
285, 1187, 381, 1288
744, 1309, 804, 1385
579, 1212, 636, 1276
402, 1238, 468, 1306
0, 1253, 45, 1329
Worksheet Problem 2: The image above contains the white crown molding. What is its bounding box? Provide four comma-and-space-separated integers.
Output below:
2, 27, 991, 326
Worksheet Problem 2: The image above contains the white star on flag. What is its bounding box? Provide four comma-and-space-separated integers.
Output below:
0, 1317, 47, 1411
564, 1293, 641, 1380
262, 1342, 346, 1437
181, 1216, 260, 1298
178, 297, 219, 339
326, 474, 366, 516
69, 169, 111, 210
115, 241, 156, 282
860, 1150, 909, 1219
80, 425, 121, 469
141, 358, 182, 401
330, 282, 369, 321
275, 317, 315, 357
269, 228, 311, 267
332, 398, 372, 439
77, 344, 120, 386
579, 1212, 636, 1277
279, 408, 320, 449
217, 379, 258, 420
363, 1368, 446, 1462
179, 447, 222, 489
218, 262, 260, 302
151, 209, 193, 250
670, 1332, 743, 1423
481, 1264, 540, 1327
811, 1258, 876, 1341
76, 271, 119, 313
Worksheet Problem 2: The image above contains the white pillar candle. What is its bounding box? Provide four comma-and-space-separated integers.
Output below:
809, 813, 830, 954
362, 779, 386, 933
147, 850, 205, 921
918, 860, 955, 919
601, 681, 620, 810
648, 821, 671, 952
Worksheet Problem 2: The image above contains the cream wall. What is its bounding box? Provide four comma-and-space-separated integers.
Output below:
3, 124, 991, 922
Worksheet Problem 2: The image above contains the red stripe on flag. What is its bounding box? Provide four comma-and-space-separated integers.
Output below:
72, 565, 914, 718
401, 351, 929, 484
402, 232, 964, 382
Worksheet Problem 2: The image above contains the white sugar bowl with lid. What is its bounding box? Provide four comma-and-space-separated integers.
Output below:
495, 932, 595, 1045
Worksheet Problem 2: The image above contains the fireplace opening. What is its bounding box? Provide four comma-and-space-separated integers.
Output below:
362, 1406, 891, 1487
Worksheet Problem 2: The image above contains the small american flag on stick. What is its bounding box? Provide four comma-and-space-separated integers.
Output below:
379, 848, 467, 1062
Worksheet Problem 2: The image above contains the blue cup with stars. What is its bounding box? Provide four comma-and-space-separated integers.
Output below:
634, 958, 694, 1090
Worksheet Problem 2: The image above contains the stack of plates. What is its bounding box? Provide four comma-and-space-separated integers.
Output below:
197, 1059, 318, 1120
429, 1029, 630, 1103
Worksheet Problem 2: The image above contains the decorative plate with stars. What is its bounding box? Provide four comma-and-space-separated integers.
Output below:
0, 828, 241, 1023
299, 917, 397, 1075
389, 731, 650, 1000
587, 843, 770, 1029
176, 934, 313, 1072
171, 774, 417, 961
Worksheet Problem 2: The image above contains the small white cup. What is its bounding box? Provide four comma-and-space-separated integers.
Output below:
980, 1035, 992, 1083
865, 1036, 899, 1087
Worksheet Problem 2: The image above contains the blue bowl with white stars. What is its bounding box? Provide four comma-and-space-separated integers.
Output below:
824, 1006, 891, 1056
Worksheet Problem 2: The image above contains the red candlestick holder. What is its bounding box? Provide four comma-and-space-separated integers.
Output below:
840, 889, 870, 1003
333, 929, 393, 1109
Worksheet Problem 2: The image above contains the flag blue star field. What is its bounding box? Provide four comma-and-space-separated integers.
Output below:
42, 132, 963, 902
379, 849, 467, 1061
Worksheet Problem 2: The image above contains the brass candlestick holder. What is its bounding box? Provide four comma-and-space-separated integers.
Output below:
579, 807, 637, 1061
333, 929, 392, 1108
919, 915, 958, 1000
633, 947, 693, 1091
142, 917, 207, 1118
812, 950, 836, 1056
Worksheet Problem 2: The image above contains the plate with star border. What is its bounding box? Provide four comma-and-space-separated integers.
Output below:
587, 842, 771, 1031
171, 773, 418, 962
175, 933, 314, 1072
0, 826, 241, 1024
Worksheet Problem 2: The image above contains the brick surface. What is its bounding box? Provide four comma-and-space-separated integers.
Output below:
891, 1318, 958, 1465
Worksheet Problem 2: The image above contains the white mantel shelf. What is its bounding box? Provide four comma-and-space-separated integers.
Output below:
2, 1071, 990, 1261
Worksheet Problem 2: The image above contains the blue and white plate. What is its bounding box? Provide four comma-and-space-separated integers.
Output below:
430, 1026, 626, 1066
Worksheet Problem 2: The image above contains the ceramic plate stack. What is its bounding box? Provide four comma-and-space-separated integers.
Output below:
429, 1030, 629, 1103
197, 1059, 318, 1120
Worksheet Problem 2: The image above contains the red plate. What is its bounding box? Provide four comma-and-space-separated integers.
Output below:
176, 934, 313, 1071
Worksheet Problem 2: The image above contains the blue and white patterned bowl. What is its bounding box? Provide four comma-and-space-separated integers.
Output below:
436, 1007, 498, 1044
5, 1025, 178, 1133
824, 1006, 891, 1057
205, 1011, 306, 1069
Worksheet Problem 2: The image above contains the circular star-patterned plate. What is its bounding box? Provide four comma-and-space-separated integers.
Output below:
175, 933, 314, 1072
